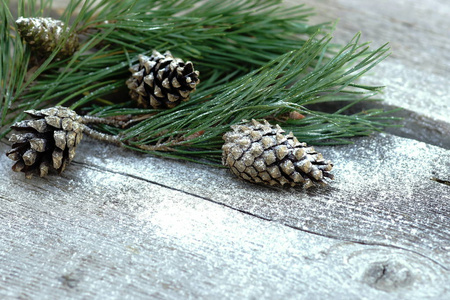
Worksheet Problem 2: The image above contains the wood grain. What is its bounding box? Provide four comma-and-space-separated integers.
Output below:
1, 0, 450, 298
298, 0, 450, 76
0, 139, 448, 299
295, 0, 450, 123
68, 134, 450, 269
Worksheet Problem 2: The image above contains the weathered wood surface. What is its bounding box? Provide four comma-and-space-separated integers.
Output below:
304, 0, 450, 124
1, 0, 449, 299
1, 136, 449, 299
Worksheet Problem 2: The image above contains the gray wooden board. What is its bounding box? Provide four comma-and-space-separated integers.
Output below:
1, 0, 450, 299
65, 133, 450, 264
299, 0, 450, 123
1, 134, 449, 299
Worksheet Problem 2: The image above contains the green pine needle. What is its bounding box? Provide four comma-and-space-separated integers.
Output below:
1, 0, 398, 166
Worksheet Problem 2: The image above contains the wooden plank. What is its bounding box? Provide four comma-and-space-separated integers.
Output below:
0, 141, 448, 299
299, 0, 450, 75
1, 0, 449, 298
61, 134, 450, 269
295, 0, 450, 122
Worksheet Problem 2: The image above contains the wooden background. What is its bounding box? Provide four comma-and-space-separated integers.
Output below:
1, 0, 449, 299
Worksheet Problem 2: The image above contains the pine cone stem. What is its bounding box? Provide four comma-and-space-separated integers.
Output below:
81, 125, 123, 146
134, 143, 176, 152
82, 115, 129, 128
82, 113, 158, 128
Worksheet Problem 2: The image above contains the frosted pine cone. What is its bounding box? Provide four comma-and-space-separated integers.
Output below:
6, 107, 84, 178
222, 120, 334, 188
16, 17, 79, 59
126, 50, 200, 109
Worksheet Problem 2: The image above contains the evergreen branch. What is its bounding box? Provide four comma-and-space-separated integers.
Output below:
1, 0, 330, 136
1, 0, 398, 167
88, 32, 395, 165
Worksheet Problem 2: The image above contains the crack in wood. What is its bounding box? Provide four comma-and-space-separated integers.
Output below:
72, 161, 273, 221
72, 160, 450, 272
375, 264, 388, 285
431, 177, 450, 186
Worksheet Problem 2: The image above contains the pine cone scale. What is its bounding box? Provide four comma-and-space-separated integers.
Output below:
22, 149, 38, 166
12, 120, 48, 133
39, 161, 50, 177
29, 138, 47, 152
6, 148, 21, 161
52, 149, 64, 169
167, 93, 179, 103
171, 77, 181, 88
68, 147, 76, 161
9, 132, 35, 144
12, 161, 25, 172
54, 130, 67, 150
24, 110, 44, 117
66, 131, 77, 148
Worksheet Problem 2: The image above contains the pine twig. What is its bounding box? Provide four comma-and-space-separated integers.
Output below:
81, 124, 123, 146
82, 115, 129, 128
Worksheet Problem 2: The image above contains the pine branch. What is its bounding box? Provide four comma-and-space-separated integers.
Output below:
91, 32, 394, 165
1, 0, 398, 168
1, 0, 330, 133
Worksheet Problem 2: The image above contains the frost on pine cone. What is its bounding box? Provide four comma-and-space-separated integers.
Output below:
16, 17, 79, 59
222, 120, 334, 188
6, 107, 84, 178
126, 50, 200, 109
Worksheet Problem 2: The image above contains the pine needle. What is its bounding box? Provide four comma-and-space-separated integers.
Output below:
0, 0, 398, 167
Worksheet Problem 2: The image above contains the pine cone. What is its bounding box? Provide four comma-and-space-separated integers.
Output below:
126, 50, 200, 109
222, 120, 334, 188
6, 106, 84, 178
16, 17, 79, 59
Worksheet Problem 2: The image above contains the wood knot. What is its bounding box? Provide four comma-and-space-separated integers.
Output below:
363, 260, 414, 291
59, 273, 81, 288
